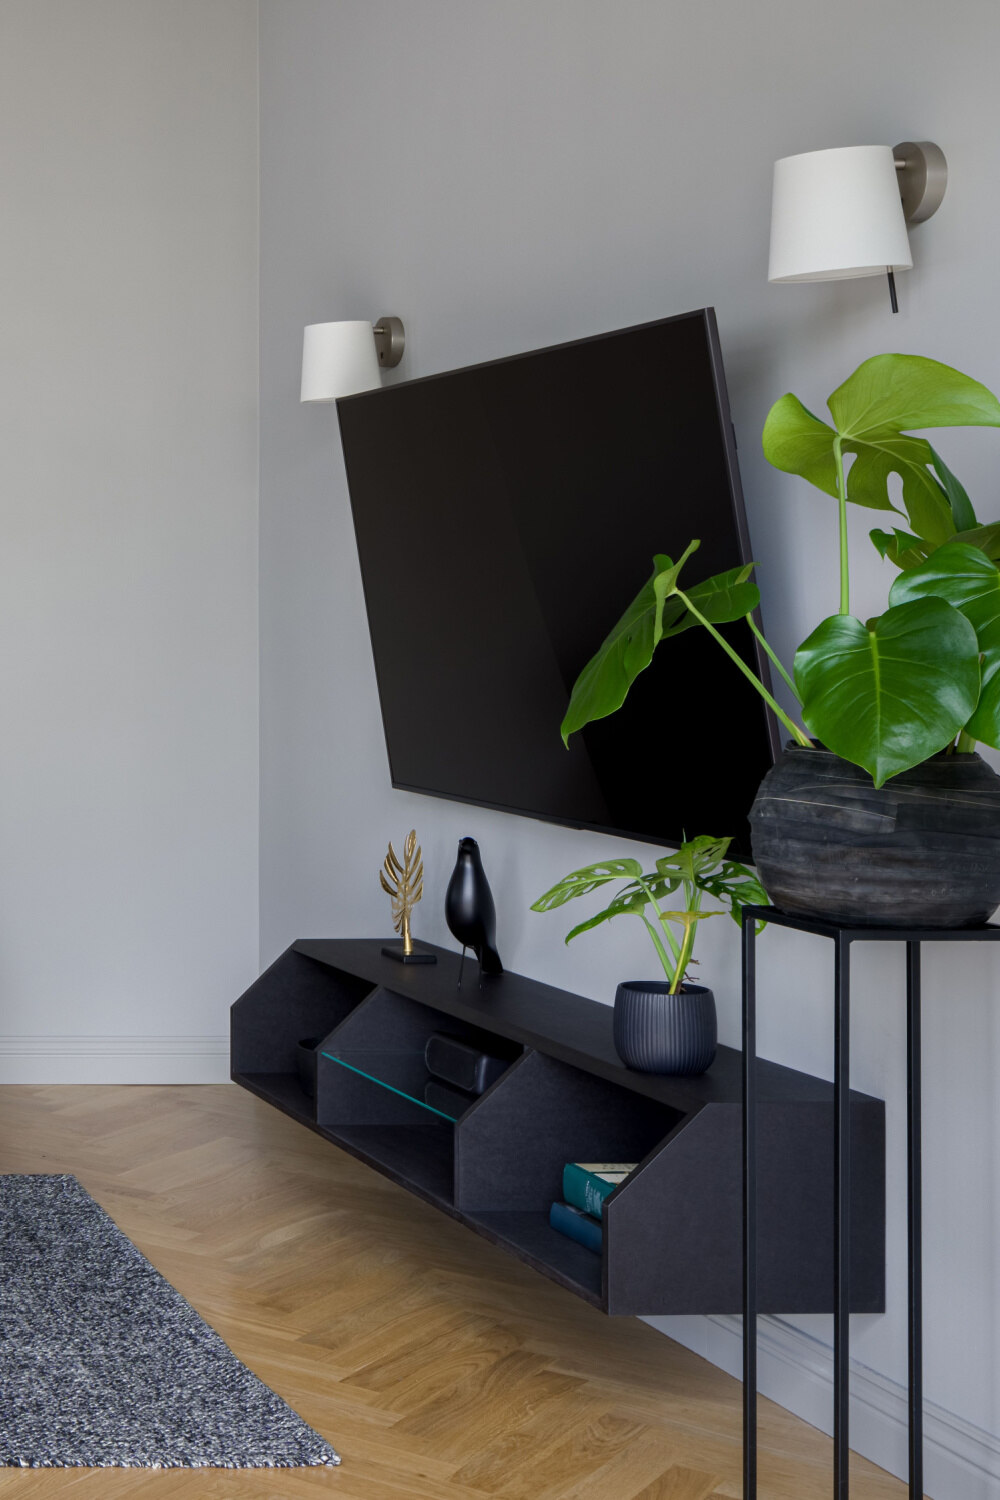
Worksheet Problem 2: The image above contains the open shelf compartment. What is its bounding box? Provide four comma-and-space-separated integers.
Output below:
319, 985, 522, 1123
456, 1050, 682, 1307
321, 1121, 456, 1207
303, 986, 523, 1209
230, 947, 375, 1123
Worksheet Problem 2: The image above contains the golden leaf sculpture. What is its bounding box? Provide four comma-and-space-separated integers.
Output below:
379, 829, 425, 957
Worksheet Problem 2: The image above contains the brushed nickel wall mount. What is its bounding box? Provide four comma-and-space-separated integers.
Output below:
372, 316, 405, 369
894, 140, 948, 224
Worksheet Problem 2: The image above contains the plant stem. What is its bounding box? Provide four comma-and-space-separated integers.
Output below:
671, 926, 695, 993
675, 588, 812, 747
635, 876, 681, 961
834, 435, 850, 616
746, 614, 799, 700
669, 882, 701, 992
637, 911, 675, 980
956, 728, 978, 753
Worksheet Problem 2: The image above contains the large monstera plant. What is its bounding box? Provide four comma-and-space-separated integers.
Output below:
562, 353, 1000, 789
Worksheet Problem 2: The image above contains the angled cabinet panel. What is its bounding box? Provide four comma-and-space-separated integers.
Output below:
230, 948, 375, 1124
605, 1098, 884, 1315
453, 1049, 679, 1308
454, 1050, 680, 1213
230, 948, 373, 1076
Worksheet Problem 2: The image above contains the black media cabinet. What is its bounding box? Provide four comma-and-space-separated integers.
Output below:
231, 938, 885, 1317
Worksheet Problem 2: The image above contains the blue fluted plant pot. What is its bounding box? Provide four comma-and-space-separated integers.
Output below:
613, 981, 717, 1076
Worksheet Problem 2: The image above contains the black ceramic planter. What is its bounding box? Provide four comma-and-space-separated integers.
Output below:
750, 745, 1000, 928
613, 981, 717, 1075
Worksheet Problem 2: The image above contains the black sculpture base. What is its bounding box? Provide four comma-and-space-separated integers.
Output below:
381, 942, 437, 965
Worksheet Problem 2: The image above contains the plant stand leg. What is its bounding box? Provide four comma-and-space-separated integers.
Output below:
742, 909, 758, 1500
834, 933, 852, 1498
907, 942, 923, 1499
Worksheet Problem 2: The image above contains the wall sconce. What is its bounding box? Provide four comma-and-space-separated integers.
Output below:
768, 142, 947, 311
300, 316, 405, 402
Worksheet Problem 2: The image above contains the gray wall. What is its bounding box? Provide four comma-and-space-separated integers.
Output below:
0, 1, 260, 1081
259, 0, 1000, 1485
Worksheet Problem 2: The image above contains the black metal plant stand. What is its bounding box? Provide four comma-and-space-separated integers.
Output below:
741, 905, 1000, 1500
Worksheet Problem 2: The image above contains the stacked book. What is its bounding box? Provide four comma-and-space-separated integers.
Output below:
549, 1163, 636, 1253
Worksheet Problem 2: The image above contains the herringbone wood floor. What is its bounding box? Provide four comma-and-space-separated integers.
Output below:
0, 1085, 912, 1499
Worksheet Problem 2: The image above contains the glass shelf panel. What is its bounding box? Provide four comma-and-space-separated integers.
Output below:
321, 1048, 467, 1120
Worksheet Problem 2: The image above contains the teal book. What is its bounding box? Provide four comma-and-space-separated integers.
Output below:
562, 1162, 635, 1220
549, 1200, 602, 1254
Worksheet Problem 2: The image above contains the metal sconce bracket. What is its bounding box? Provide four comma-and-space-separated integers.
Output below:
373, 316, 405, 368
894, 141, 947, 224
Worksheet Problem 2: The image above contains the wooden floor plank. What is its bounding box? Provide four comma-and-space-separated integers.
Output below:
492, 1410, 648, 1500
633, 1468, 723, 1500
0, 1085, 914, 1498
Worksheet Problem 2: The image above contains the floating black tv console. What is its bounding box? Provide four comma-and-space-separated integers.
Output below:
231, 938, 885, 1317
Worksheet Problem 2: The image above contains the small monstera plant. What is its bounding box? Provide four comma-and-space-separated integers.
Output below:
561, 353, 1000, 789
531, 835, 766, 992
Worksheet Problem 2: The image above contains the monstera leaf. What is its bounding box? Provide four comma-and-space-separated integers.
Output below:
564, 887, 671, 944
967, 668, 1000, 748
560, 542, 759, 742
529, 858, 648, 912
869, 526, 936, 571
656, 836, 769, 921
763, 354, 1000, 545
531, 836, 765, 988
558, 555, 675, 745
889, 542, 1000, 646
656, 563, 758, 640
699, 863, 769, 921
925, 444, 977, 533
871, 520, 1000, 572
794, 597, 980, 786
653, 835, 733, 882
889, 541, 1000, 748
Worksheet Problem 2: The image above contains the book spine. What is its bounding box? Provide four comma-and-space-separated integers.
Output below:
549, 1201, 602, 1254
562, 1163, 619, 1220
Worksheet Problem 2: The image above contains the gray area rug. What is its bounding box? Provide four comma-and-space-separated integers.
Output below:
0, 1175, 340, 1468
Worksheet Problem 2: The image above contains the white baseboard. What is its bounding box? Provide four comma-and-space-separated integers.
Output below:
651, 1313, 1000, 1500
0, 1035, 231, 1084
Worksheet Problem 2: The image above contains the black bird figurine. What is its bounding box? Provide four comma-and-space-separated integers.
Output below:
445, 837, 503, 986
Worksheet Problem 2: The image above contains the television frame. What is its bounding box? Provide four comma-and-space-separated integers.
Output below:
337, 307, 779, 852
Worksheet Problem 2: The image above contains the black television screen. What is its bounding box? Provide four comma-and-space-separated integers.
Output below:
337, 308, 778, 858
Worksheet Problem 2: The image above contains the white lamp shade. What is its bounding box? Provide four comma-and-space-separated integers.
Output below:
769, 145, 913, 283
301, 320, 381, 402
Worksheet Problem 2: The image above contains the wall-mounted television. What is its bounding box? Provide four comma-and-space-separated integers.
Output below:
337, 308, 778, 858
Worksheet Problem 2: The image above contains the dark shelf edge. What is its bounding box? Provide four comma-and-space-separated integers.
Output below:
324, 1123, 454, 1211
457, 1212, 604, 1309
233, 1070, 317, 1127
292, 938, 881, 1107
